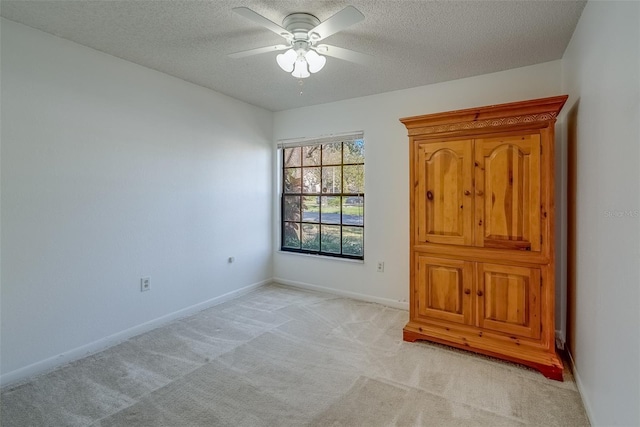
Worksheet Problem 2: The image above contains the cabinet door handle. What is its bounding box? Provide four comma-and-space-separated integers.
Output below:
464, 190, 471, 196
426, 191, 433, 200
476, 190, 484, 196
477, 290, 484, 297
464, 289, 471, 295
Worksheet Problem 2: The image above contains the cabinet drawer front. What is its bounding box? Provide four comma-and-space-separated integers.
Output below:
477, 263, 541, 339
475, 134, 541, 252
415, 255, 473, 325
415, 140, 473, 246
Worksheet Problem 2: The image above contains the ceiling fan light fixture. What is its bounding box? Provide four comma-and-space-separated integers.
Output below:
305, 49, 326, 73
231, 6, 369, 79
276, 48, 297, 72
291, 57, 310, 78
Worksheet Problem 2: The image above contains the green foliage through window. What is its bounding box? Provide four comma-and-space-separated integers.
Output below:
281, 136, 364, 259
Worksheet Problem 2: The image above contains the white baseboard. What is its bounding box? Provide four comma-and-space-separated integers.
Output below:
566, 350, 595, 426
273, 277, 410, 310
0, 279, 270, 389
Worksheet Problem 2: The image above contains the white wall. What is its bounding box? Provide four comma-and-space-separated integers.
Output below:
0, 19, 273, 383
560, 2, 640, 426
273, 61, 562, 309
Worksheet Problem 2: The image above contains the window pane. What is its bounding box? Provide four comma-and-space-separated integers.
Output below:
342, 196, 364, 225
281, 138, 364, 259
301, 224, 320, 251
342, 226, 363, 256
321, 225, 341, 254
344, 139, 364, 164
322, 142, 342, 165
343, 164, 364, 193
284, 168, 301, 193
284, 147, 301, 167
303, 167, 321, 193
322, 166, 342, 194
302, 145, 321, 166
283, 196, 300, 221
320, 196, 341, 224
283, 222, 301, 249
302, 196, 319, 223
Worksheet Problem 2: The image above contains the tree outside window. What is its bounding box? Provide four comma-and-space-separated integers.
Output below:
281, 135, 364, 259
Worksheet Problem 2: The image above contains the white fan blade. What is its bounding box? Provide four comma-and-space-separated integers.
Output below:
315, 44, 374, 66
228, 44, 289, 59
232, 7, 293, 39
308, 6, 364, 41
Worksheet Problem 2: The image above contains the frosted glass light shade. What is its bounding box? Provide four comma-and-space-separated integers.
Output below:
276, 49, 297, 72
305, 50, 326, 73
291, 58, 310, 78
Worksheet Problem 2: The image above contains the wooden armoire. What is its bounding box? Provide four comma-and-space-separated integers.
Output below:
400, 96, 568, 380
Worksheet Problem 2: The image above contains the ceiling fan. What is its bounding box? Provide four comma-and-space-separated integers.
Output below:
228, 6, 374, 78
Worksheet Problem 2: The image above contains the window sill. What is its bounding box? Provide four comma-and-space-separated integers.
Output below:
276, 250, 365, 264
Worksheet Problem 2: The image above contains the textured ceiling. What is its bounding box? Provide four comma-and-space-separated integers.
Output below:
1, 0, 586, 111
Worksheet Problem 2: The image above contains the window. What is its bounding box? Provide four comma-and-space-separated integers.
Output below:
280, 133, 364, 259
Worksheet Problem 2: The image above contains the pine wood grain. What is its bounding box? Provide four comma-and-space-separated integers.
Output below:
401, 95, 568, 380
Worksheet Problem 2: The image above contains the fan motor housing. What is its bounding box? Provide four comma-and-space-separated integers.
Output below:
283, 13, 320, 40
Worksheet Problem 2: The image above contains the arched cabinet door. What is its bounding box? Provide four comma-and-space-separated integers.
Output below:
474, 134, 541, 252
415, 139, 473, 246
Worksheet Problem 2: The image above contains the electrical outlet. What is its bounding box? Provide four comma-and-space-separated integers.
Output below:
140, 277, 151, 292
377, 261, 385, 272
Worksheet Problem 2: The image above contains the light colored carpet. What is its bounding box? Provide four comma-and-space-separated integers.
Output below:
0, 283, 589, 426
